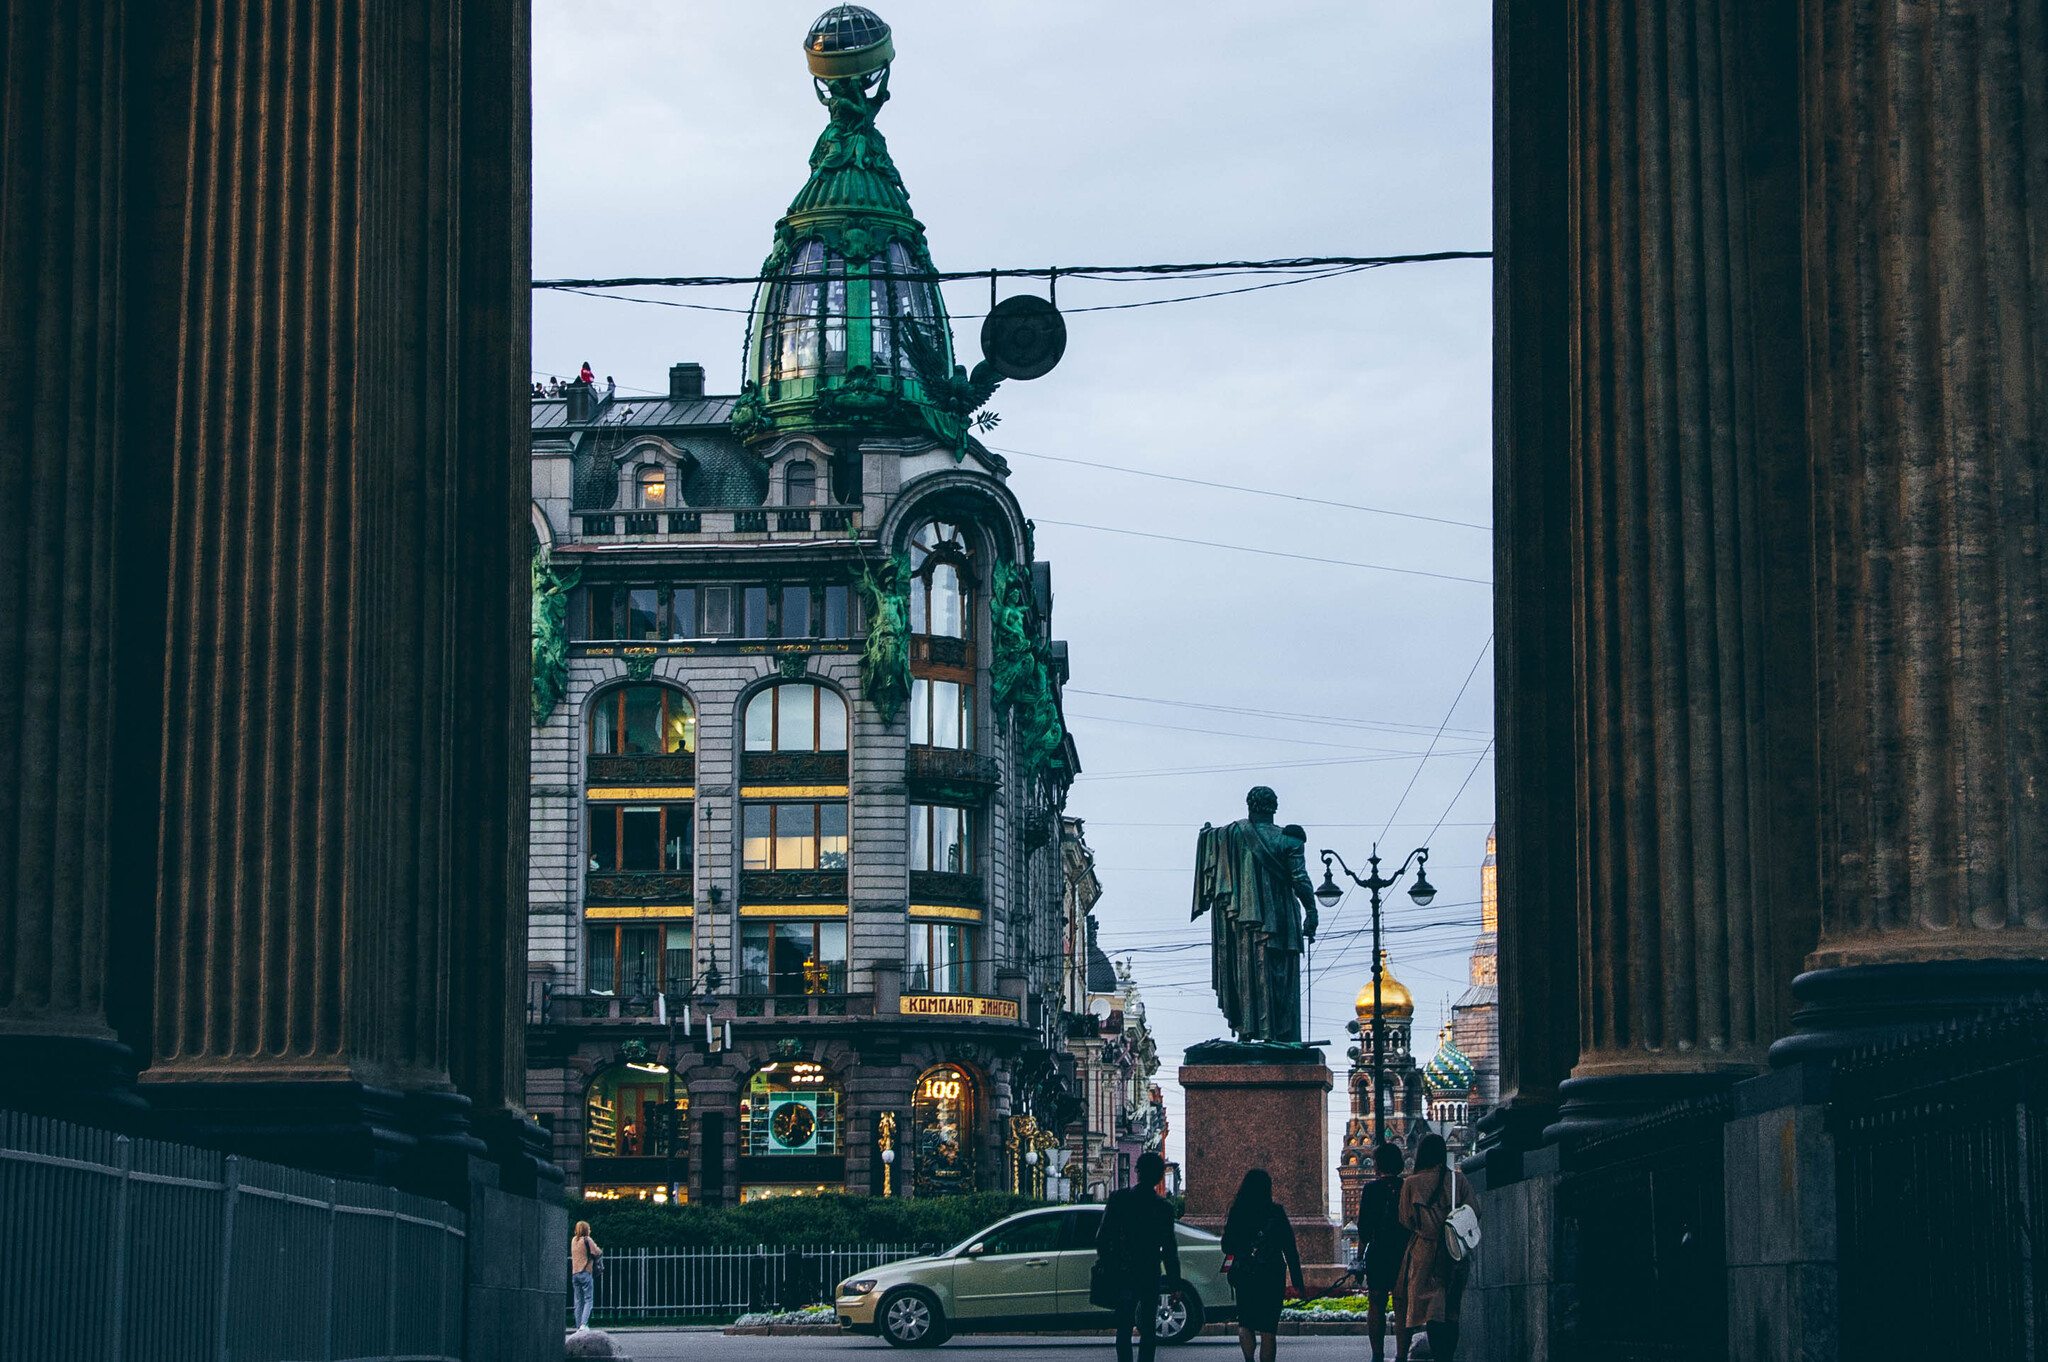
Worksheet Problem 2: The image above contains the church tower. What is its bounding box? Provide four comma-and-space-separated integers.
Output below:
1337, 951, 1427, 1232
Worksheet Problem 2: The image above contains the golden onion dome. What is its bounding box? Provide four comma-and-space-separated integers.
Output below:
1353, 952, 1415, 1020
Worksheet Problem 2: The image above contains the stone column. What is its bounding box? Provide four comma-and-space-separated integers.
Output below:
1553, 0, 1815, 1133
1780, 0, 2048, 1056
121, 0, 532, 1187
0, 0, 144, 1124
1485, 0, 1580, 1164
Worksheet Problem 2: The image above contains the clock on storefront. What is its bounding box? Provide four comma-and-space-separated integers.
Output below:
771, 1098, 819, 1151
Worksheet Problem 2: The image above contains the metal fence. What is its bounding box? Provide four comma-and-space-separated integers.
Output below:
1557, 1095, 1731, 1362
0, 1109, 467, 1362
1831, 1000, 2048, 1362
589, 1242, 932, 1321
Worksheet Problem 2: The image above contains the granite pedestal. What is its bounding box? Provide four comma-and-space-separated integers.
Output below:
1179, 1054, 1341, 1277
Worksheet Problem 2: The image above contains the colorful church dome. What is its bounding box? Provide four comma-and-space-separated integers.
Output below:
1353, 951, 1415, 1020
1423, 1027, 1476, 1096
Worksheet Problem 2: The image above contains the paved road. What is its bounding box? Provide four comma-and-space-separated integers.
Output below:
603, 1333, 1382, 1362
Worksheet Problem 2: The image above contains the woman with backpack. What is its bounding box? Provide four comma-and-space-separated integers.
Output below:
1221, 1168, 1304, 1362
1394, 1134, 1477, 1361
1355, 1142, 1412, 1362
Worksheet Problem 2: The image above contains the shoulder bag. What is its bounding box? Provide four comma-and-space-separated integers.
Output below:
1441, 1167, 1482, 1262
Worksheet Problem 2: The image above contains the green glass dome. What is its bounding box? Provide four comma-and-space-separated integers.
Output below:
735, 9, 984, 450
1422, 1028, 1476, 1096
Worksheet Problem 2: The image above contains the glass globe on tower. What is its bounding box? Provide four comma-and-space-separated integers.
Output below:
734, 7, 987, 451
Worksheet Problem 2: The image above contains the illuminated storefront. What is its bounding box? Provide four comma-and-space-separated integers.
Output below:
583, 1061, 689, 1202
739, 1061, 845, 1200
910, 1063, 977, 1195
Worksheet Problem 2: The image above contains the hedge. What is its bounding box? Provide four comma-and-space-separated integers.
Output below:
574, 1192, 1055, 1249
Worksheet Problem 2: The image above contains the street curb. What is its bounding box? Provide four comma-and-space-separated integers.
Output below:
719, 1322, 1382, 1338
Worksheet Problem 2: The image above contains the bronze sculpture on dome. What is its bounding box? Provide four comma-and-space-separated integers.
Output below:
1191, 786, 1320, 1048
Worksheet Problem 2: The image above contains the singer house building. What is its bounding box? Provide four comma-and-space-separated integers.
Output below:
522, 9, 1085, 1205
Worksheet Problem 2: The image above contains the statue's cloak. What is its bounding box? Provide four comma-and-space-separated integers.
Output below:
1192, 818, 1313, 1041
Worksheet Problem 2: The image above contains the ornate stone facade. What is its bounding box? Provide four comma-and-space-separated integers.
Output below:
522, 19, 1087, 1205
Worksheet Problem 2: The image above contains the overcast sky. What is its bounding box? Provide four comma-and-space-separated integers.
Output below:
534, 1, 1495, 1213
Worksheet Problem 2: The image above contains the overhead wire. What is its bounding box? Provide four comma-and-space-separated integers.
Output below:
531, 252, 1492, 291
992, 446, 1490, 532
1035, 519, 1491, 586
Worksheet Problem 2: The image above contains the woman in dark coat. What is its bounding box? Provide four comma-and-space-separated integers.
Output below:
1394, 1134, 1476, 1361
1221, 1168, 1304, 1362
1355, 1142, 1412, 1362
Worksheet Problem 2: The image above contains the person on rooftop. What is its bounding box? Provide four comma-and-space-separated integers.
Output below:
578, 361, 594, 385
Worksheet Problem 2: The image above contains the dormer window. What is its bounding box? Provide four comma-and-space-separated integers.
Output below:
785, 460, 817, 506
637, 465, 668, 508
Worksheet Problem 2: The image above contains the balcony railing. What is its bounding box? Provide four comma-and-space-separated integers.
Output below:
623, 513, 659, 535
776, 509, 812, 532
588, 751, 695, 785
739, 869, 847, 903
586, 870, 694, 906
739, 750, 847, 783
905, 746, 1001, 801
734, 510, 768, 532
911, 635, 972, 669
909, 870, 983, 905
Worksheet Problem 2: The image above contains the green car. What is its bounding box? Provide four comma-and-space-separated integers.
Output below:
836, 1204, 1235, 1347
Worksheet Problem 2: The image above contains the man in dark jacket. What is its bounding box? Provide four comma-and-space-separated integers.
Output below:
1094, 1151, 1182, 1362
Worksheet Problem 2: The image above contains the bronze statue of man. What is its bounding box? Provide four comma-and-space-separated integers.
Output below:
1191, 786, 1319, 1043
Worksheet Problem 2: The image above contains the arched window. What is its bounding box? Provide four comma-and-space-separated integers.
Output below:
584, 1064, 688, 1204
740, 1061, 842, 1160
764, 241, 850, 382
590, 686, 696, 755
784, 460, 816, 506
637, 465, 668, 508
908, 520, 972, 639
870, 241, 944, 379
911, 1064, 977, 1195
743, 683, 848, 752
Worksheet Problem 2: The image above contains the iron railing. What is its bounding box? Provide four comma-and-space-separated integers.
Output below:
586, 1242, 931, 1322
1557, 1095, 1731, 1362
0, 1109, 466, 1362
1831, 1000, 2048, 1362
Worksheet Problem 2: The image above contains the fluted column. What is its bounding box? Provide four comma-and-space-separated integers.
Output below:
1556, 0, 1814, 1132
1486, 0, 1580, 1162
0, 0, 143, 1121
126, 0, 532, 1184
1782, 0, 2048, 1054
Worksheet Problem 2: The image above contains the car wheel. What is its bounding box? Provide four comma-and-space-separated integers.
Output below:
1156, 1285, 1204, 1345
879, 1287, 947, 1348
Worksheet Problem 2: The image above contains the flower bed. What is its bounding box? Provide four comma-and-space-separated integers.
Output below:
732, 1306, 838, 1328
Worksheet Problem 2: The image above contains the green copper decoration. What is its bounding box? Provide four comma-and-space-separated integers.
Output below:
855, 552, 914, 723
531, 544, 579, 726
989, 560, 1067, 790
737, 15, 1001, 449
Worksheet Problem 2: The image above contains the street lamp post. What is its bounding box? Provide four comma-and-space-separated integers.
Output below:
1315, 845, 1436, 1147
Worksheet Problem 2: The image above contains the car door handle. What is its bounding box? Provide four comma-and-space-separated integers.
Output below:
1025, 1258, 1051, 1267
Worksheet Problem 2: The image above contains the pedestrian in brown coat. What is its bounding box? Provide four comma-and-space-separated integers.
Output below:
1392, 1133, 1475, 1360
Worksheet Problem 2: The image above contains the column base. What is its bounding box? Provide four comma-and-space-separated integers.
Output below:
477, 1107, 566, 1200
0, 1034, 149, 1129
1768, 957, 2048, 1066
1545, 1072, 1743, 1142
142, 1079, 417, 1181
1471, 1097, 1558, 1183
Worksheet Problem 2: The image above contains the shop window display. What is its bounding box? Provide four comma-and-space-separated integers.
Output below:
911, 1063, 976, 1194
